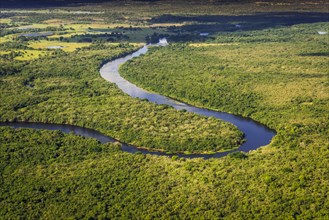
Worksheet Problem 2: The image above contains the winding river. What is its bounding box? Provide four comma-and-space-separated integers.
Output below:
1, 41, 276, 159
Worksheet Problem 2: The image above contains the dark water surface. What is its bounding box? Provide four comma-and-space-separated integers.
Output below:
1, 43, 276, 159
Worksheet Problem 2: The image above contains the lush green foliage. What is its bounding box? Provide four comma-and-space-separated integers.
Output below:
1, 1, 329, 219
119, 22, 329, 218
0, 42, 243, 153
1, 126, 328, 219
121, 22, 329, 133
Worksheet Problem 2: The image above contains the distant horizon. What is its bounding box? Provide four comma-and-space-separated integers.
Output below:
2, 0, 327, 8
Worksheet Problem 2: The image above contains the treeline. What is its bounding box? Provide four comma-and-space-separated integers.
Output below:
56, 32, 129, 43
0, 26, 66, 37
213, 22, 329, 43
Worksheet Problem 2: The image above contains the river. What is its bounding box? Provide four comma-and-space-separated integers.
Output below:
1, 41, 276, 159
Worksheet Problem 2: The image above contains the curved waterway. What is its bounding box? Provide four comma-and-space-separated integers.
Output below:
100, 43, 276, 158
1, 43, 276, 159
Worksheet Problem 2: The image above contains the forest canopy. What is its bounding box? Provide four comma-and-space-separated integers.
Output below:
0, 0, 328, 219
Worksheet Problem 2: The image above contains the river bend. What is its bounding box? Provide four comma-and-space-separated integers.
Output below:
99, 43, 276, 158
1, 43, 276, 159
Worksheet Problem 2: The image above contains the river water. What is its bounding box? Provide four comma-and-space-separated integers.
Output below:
99, 42, 276, 158
1, 41, 276, 159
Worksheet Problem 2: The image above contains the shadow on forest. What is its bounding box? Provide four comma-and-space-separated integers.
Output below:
151, 12, 329, 33
144, 12, 329, 43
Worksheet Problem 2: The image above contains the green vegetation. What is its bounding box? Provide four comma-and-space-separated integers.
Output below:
121, 22, 329, 135
28, 40, 92, 52
119, 21, 329, 217
1, 125, 329, 219
0, 41, 243, 153
1, 1, 329, 219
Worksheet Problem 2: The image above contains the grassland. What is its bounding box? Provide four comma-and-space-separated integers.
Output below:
0, 35, 15, 43
0, 48, 50, 61
0, 18, 12, 23
13, 49, 49, 60
28, 40, 91, 52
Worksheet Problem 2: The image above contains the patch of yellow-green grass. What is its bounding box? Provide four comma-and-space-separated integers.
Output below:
1, 10, 51, 14
13, 23, 128, 34
0, 9, 104, 14
12, 15, 28, 19
47, 32, 86, 39
149, 22, 189, 28
16, 23, 79, 30
0, 36, 12, 43
87, 23, 133, 28
84, 22, 181, 29
101, 42, 144, 47
0, 51, 11, 55
16, 23, 53, 29
92, 18, 105, 22
189, 43, 238, 47
0, 33, 18, 43
15, 22, 149, 34
14, 50, 50, 61
28, 40, 91, 52
28, 40, 141, 51
128, 43, 145, 47
49, 25, 164, 43
43, 19, 71, 25
65, 23, 133, 32
0, 18, 12, 23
